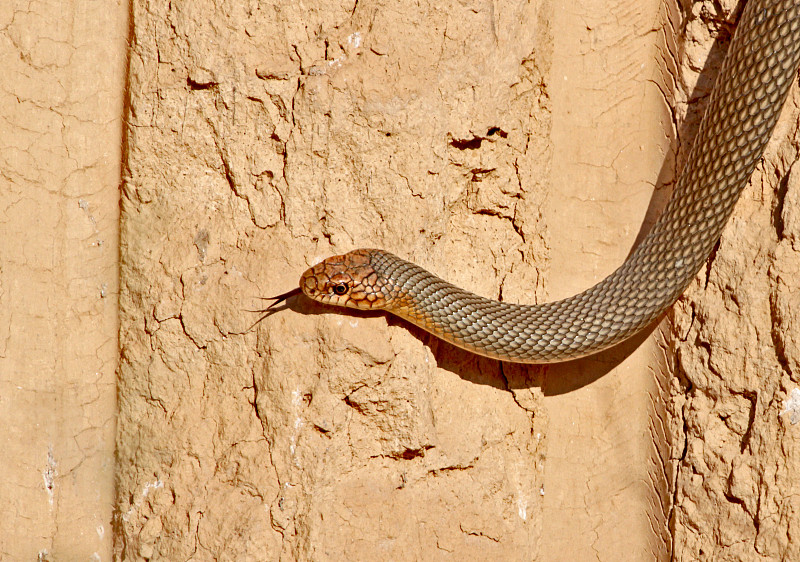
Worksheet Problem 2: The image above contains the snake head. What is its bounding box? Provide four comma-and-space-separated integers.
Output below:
300, 249, 393, 310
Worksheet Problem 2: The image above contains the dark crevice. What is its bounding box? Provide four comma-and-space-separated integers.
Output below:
469, 167, 496, 181
187, 76, 216, 90
486, 126, 508, 138
723, 491, 748, 510
450, 136, 483, 150
737, 391, 758, 454
677, 303, 696, 342
473, 208, 512, 221
249, 368, 261, 421
703, 239, 721, 289
429, 463, 474, 475
773, 171, 790, 239
450, 127, 508, 150
391, 446, 431, 460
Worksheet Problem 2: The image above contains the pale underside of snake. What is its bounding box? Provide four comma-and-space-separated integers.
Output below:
257, 0, 800, 364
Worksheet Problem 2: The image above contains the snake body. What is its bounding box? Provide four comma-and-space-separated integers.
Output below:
282, 0, 800, 363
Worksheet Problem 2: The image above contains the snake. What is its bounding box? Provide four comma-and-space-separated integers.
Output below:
261, 0, 800, 363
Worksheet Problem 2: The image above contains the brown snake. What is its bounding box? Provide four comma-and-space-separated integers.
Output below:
261, 0, 800, 363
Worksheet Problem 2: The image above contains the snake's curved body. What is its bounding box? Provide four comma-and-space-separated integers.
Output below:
275, 0, 800, 363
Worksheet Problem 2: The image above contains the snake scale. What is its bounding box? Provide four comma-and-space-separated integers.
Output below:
264, 0, 800, 363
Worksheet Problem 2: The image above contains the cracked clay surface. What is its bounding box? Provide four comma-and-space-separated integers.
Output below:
116, 0, 800, 560
4, 0, 800, 560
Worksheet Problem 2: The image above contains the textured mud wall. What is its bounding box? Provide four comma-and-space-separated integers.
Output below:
4, 0, 799, 560
667, 1, 800, 559
118, 0, 550, 559
106, 0, 800, 560
0, 0, 127, 559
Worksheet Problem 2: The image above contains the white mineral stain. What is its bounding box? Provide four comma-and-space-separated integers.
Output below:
780, 388, 800, 425
347, 31, 362, 48
517, 496, 528, 520
43, 445, 57, 506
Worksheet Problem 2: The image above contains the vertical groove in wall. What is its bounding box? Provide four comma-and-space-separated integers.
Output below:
540, 0, 678, 558
0, 0, 127, 559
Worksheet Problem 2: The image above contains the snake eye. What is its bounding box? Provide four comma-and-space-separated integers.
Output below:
332, 283, 349, 296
